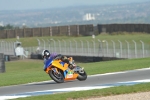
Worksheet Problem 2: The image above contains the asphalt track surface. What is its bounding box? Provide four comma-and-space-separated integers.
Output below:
0, 68, 150, 96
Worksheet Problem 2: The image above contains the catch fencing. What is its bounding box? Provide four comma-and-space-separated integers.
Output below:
0, 41, 15, 55
0, 39, 150, 59
35, 39, 150, 59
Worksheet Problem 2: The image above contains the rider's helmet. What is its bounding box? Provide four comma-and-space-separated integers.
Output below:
42, 50, 50, 59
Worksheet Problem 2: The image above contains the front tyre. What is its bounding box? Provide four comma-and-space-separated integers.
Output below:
49, 69, 64, 83
77, 68, 87, 81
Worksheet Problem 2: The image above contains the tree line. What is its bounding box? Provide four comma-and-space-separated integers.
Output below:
0, 24, 26, 30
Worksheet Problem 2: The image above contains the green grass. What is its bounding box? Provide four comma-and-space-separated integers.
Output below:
0, 57, 150, 86
1, 32, 150, 47
79, 57, 150, 75
0, 60, 50, 86
15, 82, 150, 100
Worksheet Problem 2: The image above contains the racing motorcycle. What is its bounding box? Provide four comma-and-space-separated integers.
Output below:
44, 57, 87, 83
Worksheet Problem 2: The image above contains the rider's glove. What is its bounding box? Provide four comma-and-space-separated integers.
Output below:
63, 56, 67, 60
44, 68, 47, 71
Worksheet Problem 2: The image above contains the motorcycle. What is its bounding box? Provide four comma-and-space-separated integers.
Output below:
44, 57, 87, 83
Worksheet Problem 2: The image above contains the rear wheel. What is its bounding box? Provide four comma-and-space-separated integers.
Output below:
49, 68, 64, 83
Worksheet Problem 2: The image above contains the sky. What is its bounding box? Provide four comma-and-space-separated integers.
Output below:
0, 0, 150, 10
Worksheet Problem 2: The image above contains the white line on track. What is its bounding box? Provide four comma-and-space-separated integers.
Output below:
1, 79, 150, 100
89, 67, 150, 77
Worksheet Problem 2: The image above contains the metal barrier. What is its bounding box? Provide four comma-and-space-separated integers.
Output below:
35, 38, 150, 59
0, 39, 150, 59
0, 41, 15, 55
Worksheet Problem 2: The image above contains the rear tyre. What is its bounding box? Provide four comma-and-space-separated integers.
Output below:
49, 69, 64, 83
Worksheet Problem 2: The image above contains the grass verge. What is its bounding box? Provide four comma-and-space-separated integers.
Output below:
15, 82, 150, 100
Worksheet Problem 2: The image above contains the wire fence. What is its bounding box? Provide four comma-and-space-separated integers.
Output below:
0, 41, 15, 55
0, 39, 150, 59
36, 39, 150, 59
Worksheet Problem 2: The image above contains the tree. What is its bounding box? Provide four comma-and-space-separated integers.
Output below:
5, 24, 14, 30
0, 26, 5, 30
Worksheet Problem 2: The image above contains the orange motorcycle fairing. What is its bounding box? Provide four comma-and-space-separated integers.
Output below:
45, 60, 67, 74
64, 72, 78, 81
45, 65, 52, 74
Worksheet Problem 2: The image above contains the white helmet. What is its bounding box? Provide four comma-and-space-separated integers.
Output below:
42, 50, 50, 58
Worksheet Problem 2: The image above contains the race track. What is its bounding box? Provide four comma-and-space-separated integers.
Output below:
0, 68, 150, 99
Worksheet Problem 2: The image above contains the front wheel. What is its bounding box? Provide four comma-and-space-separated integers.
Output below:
76, 67, 87, 81
49, 68, 64, 83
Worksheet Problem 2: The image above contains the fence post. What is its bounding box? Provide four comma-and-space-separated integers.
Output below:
118, 40, 122, 58
73, 39, 77, 55
69, 40, 72, 55
37, 39, 40, 46
68, 26, 70, 36
98, 39, 103, 57
92, 40, 95, 56
125, 40, 130, 58
6, 41, 9, 55
105, 40, 109, 57
7, 41, 10, 55
80, 40, 83, 56
50, 39, 56, 52
86, 40, 90, 56
132, 40, 137, 58
1, 41, 5, 54
11, 41, 15, 55
140, 40, 145, 58
102, 40, 108, 56
50, 27, 52, 36
9, 41, 14, 54
111, 40, 115, 57
47, 39, 51, 51
4, 41, 7, 54
42, 39, 45, 50
77, 25, 79, 36
62, 39, 66, 55
58, 40, 61, 54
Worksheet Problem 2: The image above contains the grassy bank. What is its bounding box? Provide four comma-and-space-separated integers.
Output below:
0, 57, 150, 86
15, 82, 150, 100
1, 33, 150, 47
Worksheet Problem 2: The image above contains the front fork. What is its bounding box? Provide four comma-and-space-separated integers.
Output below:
73, 66, 84, 74
52, 68, 59, 74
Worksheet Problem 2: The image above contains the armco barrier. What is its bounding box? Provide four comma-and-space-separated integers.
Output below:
30, 54, 125, 63
30, 53, 42, 59
71, 56, 125, 63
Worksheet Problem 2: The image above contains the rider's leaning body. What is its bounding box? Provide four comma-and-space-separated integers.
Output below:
42, 50, 74, 71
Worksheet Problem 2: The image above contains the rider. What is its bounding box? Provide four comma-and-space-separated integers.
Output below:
42, 49, 75, 71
